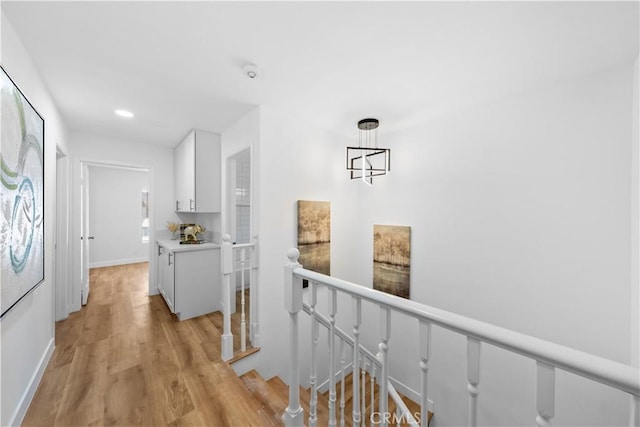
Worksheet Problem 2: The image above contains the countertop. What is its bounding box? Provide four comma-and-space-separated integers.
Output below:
156, 238, 221, 253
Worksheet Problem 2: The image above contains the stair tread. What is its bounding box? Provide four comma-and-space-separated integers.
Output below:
317, 370, 433, 426
240, 370, 288, 425
182, 362, 278, 427
241, 369, 432, 427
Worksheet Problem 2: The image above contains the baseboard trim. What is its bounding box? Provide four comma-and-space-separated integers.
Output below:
388, 376, 420, 403
8, 337, 55, 426
89, 257, 148, 268
389, 377, 434, 415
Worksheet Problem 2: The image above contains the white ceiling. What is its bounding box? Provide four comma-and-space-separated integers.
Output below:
2, 1, 638, 148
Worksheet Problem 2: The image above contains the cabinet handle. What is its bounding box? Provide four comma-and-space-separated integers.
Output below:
168, 252, 173, 266
176, 200, 180, 211
190, 198, 195, 211
158, 245, 162, 256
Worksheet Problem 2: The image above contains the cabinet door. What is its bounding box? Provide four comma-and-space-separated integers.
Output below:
193, 130, 221, 212
157, 248, 175, 313
164, 251, 176, 312
156, 244, 164, 295
174, 131, 195, 212
174, 249, 220, 320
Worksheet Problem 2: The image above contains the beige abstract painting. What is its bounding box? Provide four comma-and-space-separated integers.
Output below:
297, 200, 330, 277
373, 224, 411, 299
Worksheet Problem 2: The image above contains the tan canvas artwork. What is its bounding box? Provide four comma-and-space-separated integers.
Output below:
373, 225, 411, 299
297, 201, 330, 277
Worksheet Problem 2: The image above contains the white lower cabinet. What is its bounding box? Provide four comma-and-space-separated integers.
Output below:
156, 242, 221, 320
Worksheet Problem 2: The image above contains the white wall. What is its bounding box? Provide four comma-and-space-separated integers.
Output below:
360, 65, 636, 426
256, 64, 638, 426
69, 132, 176, 298
88, 165, 149, 267
256, 106, 360, 382
1, 10, 70, 426
632, 57, 639, 371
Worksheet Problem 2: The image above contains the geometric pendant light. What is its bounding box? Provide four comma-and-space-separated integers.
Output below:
346, 118, 391, 186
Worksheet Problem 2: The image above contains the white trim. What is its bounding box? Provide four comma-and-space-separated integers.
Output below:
55, 148, 70, 321
387, 376, 432, 412
72, 159, 155, 312
89, 257, 149, 269
630, 57, 639, 371
230, 348, 261, 377
7, 338, 55, 427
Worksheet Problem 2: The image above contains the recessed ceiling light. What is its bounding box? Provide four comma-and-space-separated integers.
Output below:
115, 109, 134, 118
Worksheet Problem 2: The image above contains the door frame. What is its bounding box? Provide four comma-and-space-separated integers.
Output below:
71, 159, 154, 312
55, 145, 71, 320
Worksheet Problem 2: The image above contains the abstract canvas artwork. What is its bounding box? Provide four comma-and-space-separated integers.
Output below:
297, 201, 330, 284
1, 66, 45, 318
373, 225, 411, 299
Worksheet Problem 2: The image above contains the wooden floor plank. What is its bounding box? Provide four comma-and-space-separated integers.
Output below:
103, 364, 149, 426
22, 262, 272, 427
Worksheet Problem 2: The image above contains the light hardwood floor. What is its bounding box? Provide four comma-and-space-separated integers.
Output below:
22, 262, 273, 426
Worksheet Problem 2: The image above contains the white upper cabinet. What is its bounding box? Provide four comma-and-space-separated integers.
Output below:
174, 129, 221, 213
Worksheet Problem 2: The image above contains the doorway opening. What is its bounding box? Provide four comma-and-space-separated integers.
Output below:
227, 149, 251, 245
75, 161, 152, 311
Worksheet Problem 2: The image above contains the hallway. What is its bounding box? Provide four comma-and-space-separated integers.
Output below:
22, 263, 272, 426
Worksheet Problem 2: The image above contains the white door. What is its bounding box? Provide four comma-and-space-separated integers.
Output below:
80, 163, 92, 305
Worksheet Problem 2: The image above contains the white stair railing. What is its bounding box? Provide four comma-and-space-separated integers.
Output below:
284, 248, 640, 427
303, 301, 418, 426
220, 234, 258, 361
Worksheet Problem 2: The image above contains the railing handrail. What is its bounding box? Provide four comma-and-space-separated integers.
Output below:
293, 266, 640, 397
232, 241, 255, 250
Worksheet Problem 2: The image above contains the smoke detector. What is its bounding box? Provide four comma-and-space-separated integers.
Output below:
243, 64, 260, 79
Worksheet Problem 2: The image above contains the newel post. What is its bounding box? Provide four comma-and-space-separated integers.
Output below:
283, 248, 304, 427
220, 234, 234, 361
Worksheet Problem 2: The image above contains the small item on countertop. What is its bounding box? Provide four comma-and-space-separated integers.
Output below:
183, 224, 206, 242
167, 221, 180, 240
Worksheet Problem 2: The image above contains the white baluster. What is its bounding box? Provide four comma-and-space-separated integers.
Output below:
309, 281, 319, 427
536, 361, 555, 427
419, 320, 431, 427
352, 297, 362, 426
378, 307, 390, 427
220, 234, 234, 361
329, 288, 338, 426
362, 356, 367, 427
631, 394, 640, 427
240, 248, 247, 352
467, 337, 481, 427
284, 249, 304, 426
340, 340, 346, 427
250, 235, 259, 347
370, 363, 376, 427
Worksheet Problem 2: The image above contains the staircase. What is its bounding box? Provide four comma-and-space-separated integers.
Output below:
239, 369, 432, 426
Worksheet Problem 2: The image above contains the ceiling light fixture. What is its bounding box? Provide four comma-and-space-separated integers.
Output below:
346, 118, 390, 186
243, 64, 260, 79
115, 109, 134, 118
